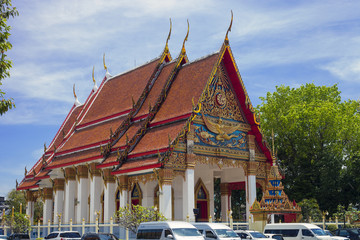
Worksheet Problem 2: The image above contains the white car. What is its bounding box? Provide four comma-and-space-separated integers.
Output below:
324, 230, 350, 240
264, 234, 285, 240
235, 230, 269, 240
45, 231, 81, 240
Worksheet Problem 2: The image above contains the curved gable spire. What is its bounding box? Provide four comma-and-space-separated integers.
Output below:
103, 53, 112, 79
73, 84, 81, 107
159, 18, 173, 63
92, 66, 98, 92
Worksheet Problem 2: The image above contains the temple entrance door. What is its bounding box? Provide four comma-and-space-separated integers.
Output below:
195, 178, 209, 222
131, 183, 142, 206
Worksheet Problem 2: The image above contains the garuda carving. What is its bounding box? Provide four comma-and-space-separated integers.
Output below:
202, 114, 239, 142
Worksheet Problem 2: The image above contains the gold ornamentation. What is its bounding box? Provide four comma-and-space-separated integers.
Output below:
202, 114, 239, 142
201, 64, 245, 121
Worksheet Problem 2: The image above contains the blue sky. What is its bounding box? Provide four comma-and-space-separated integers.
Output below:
1, 0, 360, 197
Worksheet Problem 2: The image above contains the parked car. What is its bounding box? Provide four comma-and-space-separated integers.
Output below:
324, 230, 349, 240
7, 234, 30, 240
333, 229, 360, 240
45, 231, 81, 240
0, 235, 8, 240
264, 234, 284, 240
137, 221, 204, 240
81, 233, 118, 240
192, 223, 240, 240
264, 223, 332, 240
235, 230, 268, 240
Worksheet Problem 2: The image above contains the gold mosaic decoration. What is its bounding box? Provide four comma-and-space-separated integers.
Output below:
201, 64, 245, 122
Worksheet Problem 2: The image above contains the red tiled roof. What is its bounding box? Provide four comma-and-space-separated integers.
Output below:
58, 117, 125, 153
47, 148, 102, 169
135, 61, 176, 118
152, 53, 219, 124
130, 120, 187, 156
112, 157, 159, 175
17, 179, 39, 190
80, 58, 160, 125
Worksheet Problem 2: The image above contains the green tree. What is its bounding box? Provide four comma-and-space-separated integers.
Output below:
298, 198, 322, 222
3, 212, 31, 233
7, 189, 26, 214
115, 204, 166, 234
256, 84, 360, 213
0, 0, 18, 115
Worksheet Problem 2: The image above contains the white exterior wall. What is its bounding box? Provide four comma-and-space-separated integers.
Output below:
140, 182, 155, 207
104, 181, 116, 222
76, 177, 89, 223
89, 175, 103, 223
64, 180, 76, 223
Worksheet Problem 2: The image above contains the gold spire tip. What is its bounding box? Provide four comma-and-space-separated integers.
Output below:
103, 53, 108, 71
225, 10, 233, 42
182, 19, 190, 51
73, 84, 77, 99
92, 66, 96, 84
166, 18, 172, 45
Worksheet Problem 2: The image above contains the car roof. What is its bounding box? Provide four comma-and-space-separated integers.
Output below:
192, 223, 231, 229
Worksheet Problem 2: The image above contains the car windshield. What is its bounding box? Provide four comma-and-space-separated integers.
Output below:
172, 228, 202, 237
249, 232, 267, 238
60, 233, 81, 238
99, 234, 118, 240
349, 229, 360, 235
324, 231, 333, 236
311, 229, 326, 236
214, 229, 239, 238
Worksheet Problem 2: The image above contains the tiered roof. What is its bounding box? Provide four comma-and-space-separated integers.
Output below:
250, 156, 301, 214
17, 19, 274, 191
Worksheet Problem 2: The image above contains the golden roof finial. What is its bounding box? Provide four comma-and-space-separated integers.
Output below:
225, 10, 233, 43
181, 19, 189, 53
166, 18, 172, 45
103, 53, 107, 71
92, 66, 96, 84
73, 84, 77, 99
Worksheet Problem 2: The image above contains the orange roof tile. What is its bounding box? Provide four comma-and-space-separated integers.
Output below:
152, 53, 219, 124
113, 121, 143, 148
130, 120, 187, 156
80, 58, 160, 125
113, 157, 159, 174
17, 179, 38, 190
47, 148, 101, 169
135, 61, 176, 118
58, 117, 125, 152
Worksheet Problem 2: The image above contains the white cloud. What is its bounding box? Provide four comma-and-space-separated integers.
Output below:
321, 58, 360, 83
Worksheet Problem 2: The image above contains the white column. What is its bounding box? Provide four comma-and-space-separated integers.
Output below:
43, 188, 53, 224
183, 168, 195, 221
26, 199, 34, 224
118, 175, 129, 208
159, 184, 172, 220
76, 176, 89, 223
90, 175, 103, 222
64, 179, 76, 223
220, 183, 230, 222
53, 179, 65, 224
246, 174, 256, 221
104, 181, 116, 222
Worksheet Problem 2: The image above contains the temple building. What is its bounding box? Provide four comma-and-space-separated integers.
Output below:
17, 19, 289, 226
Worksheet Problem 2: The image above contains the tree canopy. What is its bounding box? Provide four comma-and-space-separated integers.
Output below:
115, 204, 166, 233
257, 83, 360, 213
0, 0, 18, 115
